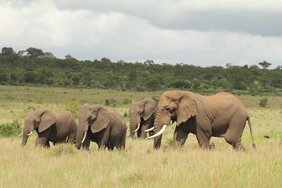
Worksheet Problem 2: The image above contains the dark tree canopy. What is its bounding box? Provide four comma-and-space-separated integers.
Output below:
259, 61, 271, 69
1, 47, 15, 55
26, 47, 44, 58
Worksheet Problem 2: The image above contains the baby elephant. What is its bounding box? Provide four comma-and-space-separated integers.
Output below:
76, 104, 127, 150
21, 110, 77, 147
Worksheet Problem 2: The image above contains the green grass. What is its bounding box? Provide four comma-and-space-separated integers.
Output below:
0, 85, 281, 187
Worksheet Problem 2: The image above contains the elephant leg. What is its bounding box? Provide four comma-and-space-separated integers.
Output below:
195, 127, 211, 149
45, 141, 50, 148
35, 137, 48, 147
118, 129, 127, 150
224, 118, 246, 151
173, 125, 189, 146
68, 131, 76, 144
98, 126, 110, 150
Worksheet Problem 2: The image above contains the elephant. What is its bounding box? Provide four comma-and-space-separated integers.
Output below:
129, 98, 157, 138
75, 104, 127, 150
21, 110, 77, 147
148, 90, 256, 150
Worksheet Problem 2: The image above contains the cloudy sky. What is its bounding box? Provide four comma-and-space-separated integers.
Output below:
1, 0, 282, 67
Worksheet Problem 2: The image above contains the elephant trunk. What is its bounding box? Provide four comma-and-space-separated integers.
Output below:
21, 129, 32, 146
129, 117, 140, 137
150, 110, 170, 149
153, 124, 163, 149
21, 134, 29, 146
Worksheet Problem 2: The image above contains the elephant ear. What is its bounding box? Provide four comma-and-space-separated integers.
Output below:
91, 108, 110, 133
38, 111, 56, 133
143, 99, 157, 120
176, 96, 198, 126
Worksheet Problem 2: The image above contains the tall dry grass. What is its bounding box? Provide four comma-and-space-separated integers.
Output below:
0, 85, 281, 187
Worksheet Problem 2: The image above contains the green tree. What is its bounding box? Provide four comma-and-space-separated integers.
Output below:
26, 47, 44, 58
24, 71, 38, 83
65, 54, 77, 61
0, 70, 8, 83
1, 47, 14, 55
258, 61, 271, 69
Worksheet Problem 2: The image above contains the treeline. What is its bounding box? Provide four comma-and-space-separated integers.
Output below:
0, 47, 282, 95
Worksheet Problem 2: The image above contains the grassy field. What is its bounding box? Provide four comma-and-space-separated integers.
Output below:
0, 85, 281, 187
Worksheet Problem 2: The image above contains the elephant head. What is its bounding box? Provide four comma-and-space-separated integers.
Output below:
76, 104, 110, 149
21, 110, 56, 146
129, 98, 157, 137
148, 91, 198, 149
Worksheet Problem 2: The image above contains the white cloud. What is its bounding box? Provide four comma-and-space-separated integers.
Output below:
0, 0, 281, 67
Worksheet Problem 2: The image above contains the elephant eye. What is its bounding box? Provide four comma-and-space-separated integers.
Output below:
164, 107, 172, 113
165, 107, 174, 114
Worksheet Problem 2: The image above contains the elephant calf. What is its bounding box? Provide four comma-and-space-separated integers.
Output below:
21, 110, 77, 147
76, 104, 127, 150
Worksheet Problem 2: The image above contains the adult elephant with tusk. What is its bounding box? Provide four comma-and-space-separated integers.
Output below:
76, 104, 127, 150
129, 98, 157, 138
148, 90, 256, 150
21, 110, 77, 147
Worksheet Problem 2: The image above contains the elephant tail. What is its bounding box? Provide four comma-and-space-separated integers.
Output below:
247, 116, 256, 148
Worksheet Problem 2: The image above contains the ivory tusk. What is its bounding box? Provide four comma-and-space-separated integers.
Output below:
144, 127, 154, 132
133, 123, 141, 133
147, 125, 167, 139
18, 132, 23, 137
27, 131, 33, 136
81, 132, 87, 143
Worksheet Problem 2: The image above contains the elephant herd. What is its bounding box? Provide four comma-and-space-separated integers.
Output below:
20, 90, 256, 151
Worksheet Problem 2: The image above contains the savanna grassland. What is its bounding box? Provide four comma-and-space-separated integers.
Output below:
0, 85, 281, 188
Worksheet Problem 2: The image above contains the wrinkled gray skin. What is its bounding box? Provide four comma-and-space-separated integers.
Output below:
129, 98, 157, 138
21, 110, 77, 147
76, 104, 127, 150
152, 91, 256, 150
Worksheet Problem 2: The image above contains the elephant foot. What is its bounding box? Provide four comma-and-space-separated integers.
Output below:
233, 143, 246, 151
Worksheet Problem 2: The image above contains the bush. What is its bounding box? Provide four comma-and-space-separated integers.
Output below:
249, 85, 257, 96
152, 96, 159, 102
0, 120, 21, 137
122, 98, 130, 105
123, 111, 128, 118
259, 98, 268, 107
104, 98, 117, 107
65, 101, 80, 119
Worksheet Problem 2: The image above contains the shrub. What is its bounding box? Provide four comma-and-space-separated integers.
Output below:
0, 120, 21, 137
123, 111, 128, 118
249, 86, 257, 96
259, 98, 268, 107
65, 101, 80, 119
122, 98, 130, 105
152, 96, 159, 102
104, 98, 117, 107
